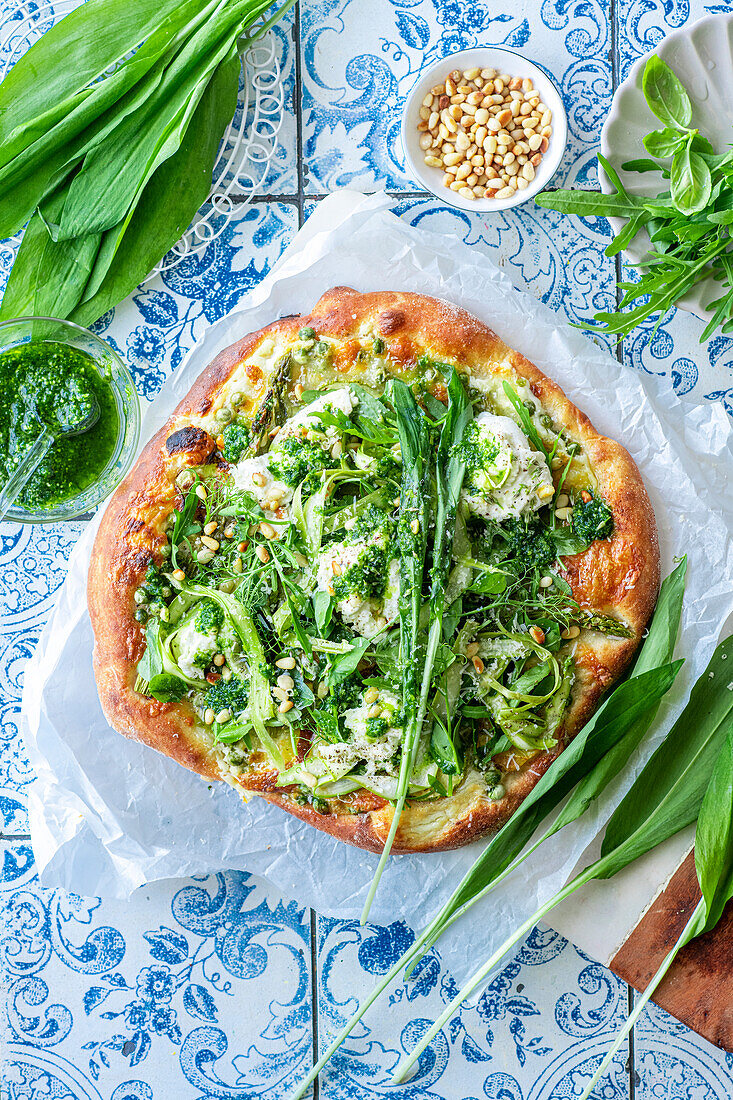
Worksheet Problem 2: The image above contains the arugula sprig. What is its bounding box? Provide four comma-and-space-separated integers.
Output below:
536, 55, 733, 341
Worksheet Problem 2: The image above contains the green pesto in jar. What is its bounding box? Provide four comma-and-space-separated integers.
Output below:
0, 341, 119, 511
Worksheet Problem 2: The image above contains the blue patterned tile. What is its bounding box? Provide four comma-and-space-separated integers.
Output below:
300, 0, 612, 193
622, 303, 733, 418
1, 841, 313, 1098
314, 919, 631, 1099
634, 995, 733, 1099
393, 197, 617, 331
301, 195, 616, 336
616, 0, 705, 82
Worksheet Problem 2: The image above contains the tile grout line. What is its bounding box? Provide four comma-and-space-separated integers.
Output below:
609, 2, 635, 1097
310, 908, 320, 1099
292, 6, 320, 1094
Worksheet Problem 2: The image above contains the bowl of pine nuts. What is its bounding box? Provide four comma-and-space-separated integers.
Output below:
402, 48, 567, 210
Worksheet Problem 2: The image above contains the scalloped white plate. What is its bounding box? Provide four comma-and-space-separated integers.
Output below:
600, 12, 733, 322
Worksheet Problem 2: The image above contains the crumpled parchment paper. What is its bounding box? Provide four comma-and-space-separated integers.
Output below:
21, 190, 733, 983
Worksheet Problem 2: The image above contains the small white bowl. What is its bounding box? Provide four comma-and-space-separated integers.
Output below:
601, 12, 733, 322
401, 47, 568, 213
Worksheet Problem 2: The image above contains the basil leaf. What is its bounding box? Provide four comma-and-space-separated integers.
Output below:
430, 721, 463, 776
548, 527, 587, 556
328, 635, 374, 686
469, 567, 508, 595
671, 142, 712, 215
643, 128, 686, 158
311, 710, 343, 744
313, 590, 333, 634
170, 481, 200, 568
642, 54, 692, 129
147, 672, 187, 702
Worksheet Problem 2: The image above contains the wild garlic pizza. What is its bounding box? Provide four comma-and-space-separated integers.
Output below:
89, 288, 659, 853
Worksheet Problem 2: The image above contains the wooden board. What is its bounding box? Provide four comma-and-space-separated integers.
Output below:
611, 850, 733, 1051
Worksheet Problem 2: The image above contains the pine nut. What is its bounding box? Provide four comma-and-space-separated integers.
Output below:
465, 641, 480, 657
530, 626, 546, 645
561, 626, 581, 640
410, 518, 420, 534
317, 681, 328, 698
415, 71, 550, 202
556, 494, 570, 508
278, 700, 294, 714
215, 709, 232, 724
204, 521, 218, 536
255, 544, 270, 564
204, 709, 215, 725
172, 568, 185, 582
252, 472, 266, 487
259, 522, 277, 540
364, 687, 380, 705
197, 549, 215, 564
277, 673, 295, 690
472, 656, 485, 673
214, 653, 225, 667
276, 657, 297, 670
195, 484, 207, 501
540, 576, 553, 588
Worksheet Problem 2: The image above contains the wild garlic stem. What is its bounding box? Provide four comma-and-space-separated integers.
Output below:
391, 869, 590, 1084
288, 924, 434, 1099
577, 897, 706, 1100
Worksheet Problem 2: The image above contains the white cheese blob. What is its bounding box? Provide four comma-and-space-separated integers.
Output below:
272, 386, 358, 449
460, 412, 554, 522
231, 454, 293, 518
314, 690, 403, 778
174, 618, 218, 680
315, 533, 399, 638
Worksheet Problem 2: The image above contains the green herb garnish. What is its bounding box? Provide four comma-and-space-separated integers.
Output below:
536, 54, 733, 341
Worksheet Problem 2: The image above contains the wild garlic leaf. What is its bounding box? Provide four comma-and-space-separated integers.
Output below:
694, 722, 733, 935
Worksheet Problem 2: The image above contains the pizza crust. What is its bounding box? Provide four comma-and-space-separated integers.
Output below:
89, 288, 660, 853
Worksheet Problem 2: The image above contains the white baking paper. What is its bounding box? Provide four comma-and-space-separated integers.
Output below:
21, 190, 733, 985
